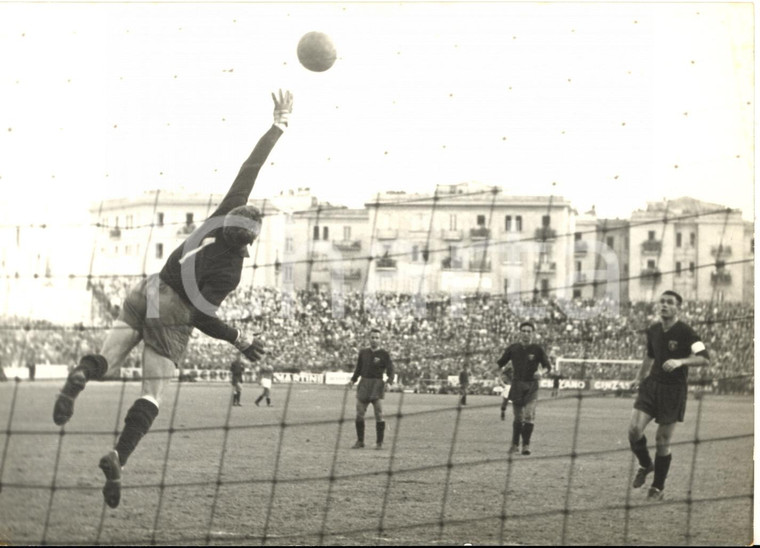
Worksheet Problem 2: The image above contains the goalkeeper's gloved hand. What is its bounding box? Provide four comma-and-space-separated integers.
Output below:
272, 89, 294, 128
233, 331, 266, 362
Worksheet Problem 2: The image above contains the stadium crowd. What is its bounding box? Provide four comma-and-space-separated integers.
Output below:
0, 282, 753, 392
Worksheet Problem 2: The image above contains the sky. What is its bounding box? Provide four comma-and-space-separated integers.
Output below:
0, 1, 754, 225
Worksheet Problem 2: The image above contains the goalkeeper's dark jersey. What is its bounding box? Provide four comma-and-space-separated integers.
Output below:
497, 343, 551, 382
159, 125, 283, 343
351, 348, 394, 383
646, 320, 708, 385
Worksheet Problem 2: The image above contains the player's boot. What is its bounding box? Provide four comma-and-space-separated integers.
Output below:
53, 371, 86, 426
99, 450, 122, 508
646, 486, 664, 501
352, 441, 365, 449
508, 444, 520, 455
521, 445, 531, 456
632, 463, 654, 488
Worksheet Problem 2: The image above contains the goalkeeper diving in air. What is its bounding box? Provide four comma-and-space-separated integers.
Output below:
52, 89, 294, 509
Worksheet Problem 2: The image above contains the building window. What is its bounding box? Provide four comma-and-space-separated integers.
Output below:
157, 212, 164, 227
323, 226, 329, 240
477, 214, 486, 226
574, 232, 581, 241
343, 226, 351, 240
573, 289, 582, 299
186, 212, 194, 226
690, 232, 696, 246
126, 215, 133, 229
648, 230, 655, 241
515, 216, 523, 232
412, 245, 419, 262
449, 214, 457, 230
156, 243, 164, 259
284, 265, 293, 282
540, 279, 549, 297
575, 260, 582, 272
505, 216, 512, 232
689, 261, 695, 275
114, 216, 119, 228
676, 232, 682, 247
542, 215, 551, 228
313, 226, 319, 240
676, 261, 682, 276
647, 259, 655, 269
607, 236, 614, 249
285, 237, 294, 253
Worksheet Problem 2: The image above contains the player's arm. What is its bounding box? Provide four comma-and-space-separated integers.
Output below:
209, 90, 293, 218
533, 347, 552, 379
385, 353, 395, 386
348, 352, 362, 386
662, 338, 710, 372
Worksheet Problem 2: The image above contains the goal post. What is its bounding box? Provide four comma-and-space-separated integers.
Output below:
549, 358, 642, 393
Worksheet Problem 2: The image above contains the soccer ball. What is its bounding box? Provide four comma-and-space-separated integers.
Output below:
297, 31, 337, 72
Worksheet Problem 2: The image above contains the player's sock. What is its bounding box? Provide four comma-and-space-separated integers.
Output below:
630, 435, 653, 468
266, 397, 271, 406
355, 419, 365, 444
376, 421, 385, 445
652, 453, 672, 490
521, 422, 534, 446
255, 395, 263, 406
114, 397, 159, 467
512, 421, 522, 447
66, 354, 108, 395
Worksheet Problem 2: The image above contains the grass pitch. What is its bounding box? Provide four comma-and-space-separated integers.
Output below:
0, 380, 753, 545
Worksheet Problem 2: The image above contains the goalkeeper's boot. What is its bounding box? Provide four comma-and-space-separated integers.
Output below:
53, 371, 86, 426
646, 486, 664, 501
99, 450, 122, 509
632, 463, 654, 488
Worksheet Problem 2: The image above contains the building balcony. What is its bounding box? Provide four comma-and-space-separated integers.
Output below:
534, 261, 556, 273
441, 229, 464, 241
332, 239, 362, 252
331, 268, 362, 281
468, 259, 492, 272
109, 228, 121, 239
376, 228, 398, 240
375, 257, 397, 270
710, 245, 732, 257
641, 240, 662, 254
574, 240, 588, 255
441, 257, 463, 270
534, 227, 557, 241
710, 270, 732, 285
470, 227, 491, 240
640, 267, 662, 282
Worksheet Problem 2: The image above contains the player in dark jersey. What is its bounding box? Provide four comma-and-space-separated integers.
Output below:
458, 364, 470, 406
349, 328, 394, 449
51, 89, 294, 508
230, 358, 245, 407
497, 321, 551, 456
628, 290, 710, 501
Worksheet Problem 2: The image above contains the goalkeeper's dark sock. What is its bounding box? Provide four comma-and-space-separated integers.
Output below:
70, 354, 108, 386
630, 435, 653, 468
512, 421, 522, 447
521, 422, 534, 446
376, 421, 386, 445
652, 453, 672, 490
355, 419, 365, 443
114, 397, 158, 467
